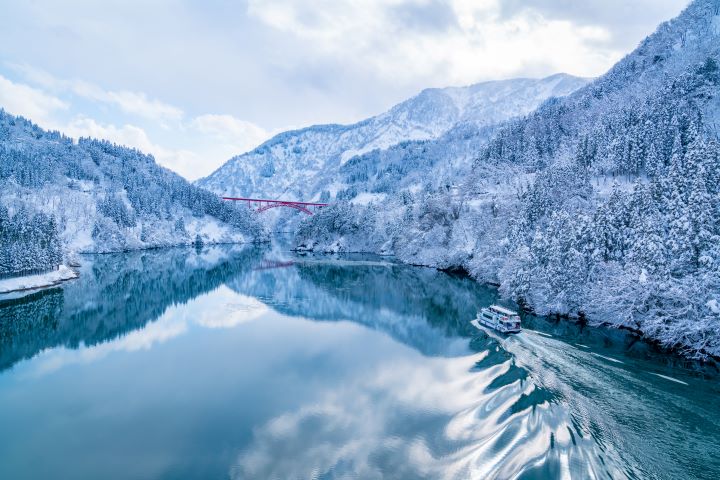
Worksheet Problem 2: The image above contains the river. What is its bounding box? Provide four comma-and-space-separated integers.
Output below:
0, 244, 718, 479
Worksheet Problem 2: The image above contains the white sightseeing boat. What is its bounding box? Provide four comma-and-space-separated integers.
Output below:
472, 305, 522, 334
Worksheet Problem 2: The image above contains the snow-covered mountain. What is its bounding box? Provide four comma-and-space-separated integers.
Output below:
0, 110, 265, 278
197, 74, 588, 201
296, 0, 720, 358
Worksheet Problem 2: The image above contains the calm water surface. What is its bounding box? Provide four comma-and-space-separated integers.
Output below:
0, 245, 718, 479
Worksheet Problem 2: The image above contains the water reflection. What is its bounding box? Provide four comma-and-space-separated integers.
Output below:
0, 245, 262, 372
229, 256, 494, 357
0, 246, 718, 479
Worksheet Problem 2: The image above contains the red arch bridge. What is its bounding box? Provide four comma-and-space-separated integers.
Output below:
222, 197, 329, 215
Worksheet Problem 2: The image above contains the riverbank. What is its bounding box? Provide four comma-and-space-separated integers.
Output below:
294, 242, 720, 362
0, 265, 78, 295
441, 262, 720, 363
0, 238, 270, 294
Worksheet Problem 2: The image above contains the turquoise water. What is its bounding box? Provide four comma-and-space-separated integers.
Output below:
0, 245, 718, 479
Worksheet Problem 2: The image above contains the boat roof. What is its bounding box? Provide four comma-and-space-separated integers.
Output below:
489, 305, 518, 316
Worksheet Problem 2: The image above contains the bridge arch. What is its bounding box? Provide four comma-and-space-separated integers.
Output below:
222, 196, 328, 215
256, 202, 313, 215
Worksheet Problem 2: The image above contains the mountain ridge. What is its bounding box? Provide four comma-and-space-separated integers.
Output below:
197, 73, 589, 201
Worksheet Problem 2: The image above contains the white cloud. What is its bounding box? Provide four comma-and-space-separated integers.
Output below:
247, 0, 629, 83
1, 67, 271, 179
192, 113, 270, 150
0, 73, 68, 125
80, 85, 184, 123
10, 64, 183, 123
64, 116, 156, 153
60, 115, 263, 180
193, 113, 268, 141
0, 70, 191, 172
114, 91, 183, 123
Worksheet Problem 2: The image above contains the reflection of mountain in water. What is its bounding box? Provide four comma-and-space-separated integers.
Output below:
228, 257, 499, 357
0, 245, 497, 371
4, 243, 712, 373
2, 246, 717, 479
0, 245, 264, 372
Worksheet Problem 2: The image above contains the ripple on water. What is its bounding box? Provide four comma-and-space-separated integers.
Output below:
231, 326, 639, 479
438, 335, 632, 479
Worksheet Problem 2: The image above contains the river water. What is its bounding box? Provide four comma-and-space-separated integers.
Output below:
0, 245, 718, 479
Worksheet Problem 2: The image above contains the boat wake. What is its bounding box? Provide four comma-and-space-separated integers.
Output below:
230, 330, 642, 479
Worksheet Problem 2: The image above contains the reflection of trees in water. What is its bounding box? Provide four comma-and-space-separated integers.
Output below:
294, 261, 716, 371
230, 260, 501, 357
0, 246, 264, 372
291, 259, 715, 369
295, 264, 496, 337
0, 288, 64, 371
3, 244, 699, 376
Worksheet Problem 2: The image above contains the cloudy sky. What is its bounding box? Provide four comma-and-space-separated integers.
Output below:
0, 0, 690, 180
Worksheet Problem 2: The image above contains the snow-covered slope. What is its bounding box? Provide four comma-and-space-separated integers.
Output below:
296, 0, 720, 358
0, 110, 265, 270
197, 74, 588, 201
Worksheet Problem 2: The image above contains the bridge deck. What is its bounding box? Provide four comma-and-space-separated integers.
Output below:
222, 197, 328, 206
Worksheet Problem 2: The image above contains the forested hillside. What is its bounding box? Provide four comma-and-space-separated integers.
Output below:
0, 206, 62, 278
0, 111, 265, 278
296, 0, 720, 357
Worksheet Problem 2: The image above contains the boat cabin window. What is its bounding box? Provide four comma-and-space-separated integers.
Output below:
490, 306, 517, 316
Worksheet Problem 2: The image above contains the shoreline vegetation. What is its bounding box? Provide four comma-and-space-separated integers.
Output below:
436, 263, 720, 363
0, 238, 269, 296
297, 246, 720, 365
0, 265, 78, 296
